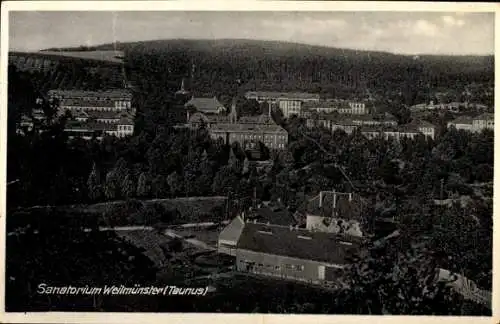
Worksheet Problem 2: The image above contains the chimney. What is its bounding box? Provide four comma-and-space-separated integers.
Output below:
289, 225, 293, 231
319, 191, 323, 207
333, 190, 337, 209
349, 193, 352, 202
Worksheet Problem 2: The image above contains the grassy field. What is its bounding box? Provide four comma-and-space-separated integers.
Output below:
8, 197, 228, 230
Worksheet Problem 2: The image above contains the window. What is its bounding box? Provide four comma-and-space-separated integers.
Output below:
274, 265, 281, 271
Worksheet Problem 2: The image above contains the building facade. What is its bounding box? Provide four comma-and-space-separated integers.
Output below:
47, 89, 135, 140
278, 100, 302, 118
244, 91, 320, 104
233, 221, 363, 286
303, 100, 369, 115
448, 114, 494, 133
210, 124, 288, 150
472, 113, 494, 132
188, 97, 288, 150
48, 89, 133, 115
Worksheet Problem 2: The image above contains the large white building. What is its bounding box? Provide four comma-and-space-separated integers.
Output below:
244, 91, 320, 118
48, 89, 133, 115
47, 89, 135, 140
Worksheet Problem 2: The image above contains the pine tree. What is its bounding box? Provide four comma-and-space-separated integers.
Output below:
87, 162, 102, 201
136, 172, 150, 198
104, 170, 119, 200
121, 173, 135, 198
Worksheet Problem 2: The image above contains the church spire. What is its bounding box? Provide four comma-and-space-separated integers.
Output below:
176, 78, 189, 95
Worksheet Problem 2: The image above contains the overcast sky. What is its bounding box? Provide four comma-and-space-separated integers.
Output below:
9, 11, 495, 55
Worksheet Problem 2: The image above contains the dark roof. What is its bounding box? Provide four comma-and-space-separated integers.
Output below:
245, 91, 320, 101
302, 192, 364, 221
449, 116, 473, 124
185, 97, 225, 114
237, 222, 363, 264
238, 114, 274, 125
64, 120, 118, 132
48, 89, 132, 100
246, 206, 296, 226
188, 112, 230, 124
211, 123, 287, 134
302, 100, 351, 109
409, 119, 436, 128
474, 113, 494, 121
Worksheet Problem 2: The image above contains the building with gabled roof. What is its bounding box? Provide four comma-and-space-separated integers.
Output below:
448, 113, 494, 133
472, 113, 494, 132
185, 96, 226, 116
235, 222, 364, 285
447, 116, 474, 132
408, 119, 437, 139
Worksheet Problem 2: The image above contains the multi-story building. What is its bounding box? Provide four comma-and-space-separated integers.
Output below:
408, 119, 437, 139
447, 116, 474, 132
244, 91, 320, 104
360, 125, 421, 141
306, 115, 358, 134
245, 91, 320, 118
210, 123, 288, 150
472, 113, 494, 132
188, 98, 288, 150
48, 89, 134, 115
63, 114, 134, 140
350, 113, 397, 127
47, 89, 135, 140
305, 112, 397, 135
278, 100, 302, 118
303, 100, 369, 115
218, 217, 363, 286
448, 113, 494, 133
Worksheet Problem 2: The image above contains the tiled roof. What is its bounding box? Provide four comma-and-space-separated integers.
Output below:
474, 113, 494, 121
237, 222, 363, 264
189, 112, 230, 124
48, 89, 132, 100
245, 91, 320, 101
185, 97, 225, 114
238, 114, 274, 124
449, 116, 474, 125
410, 119, 436, 129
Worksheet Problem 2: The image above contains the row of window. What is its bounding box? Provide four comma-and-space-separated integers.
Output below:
64, 106, 130, 112
239, 260, 305, 272
118, 125, 133, 131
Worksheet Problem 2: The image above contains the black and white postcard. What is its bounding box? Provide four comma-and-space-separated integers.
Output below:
0, 1, 497, 323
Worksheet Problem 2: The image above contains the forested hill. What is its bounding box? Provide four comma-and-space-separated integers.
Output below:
44, 38, 493, 103
45, 38, 494, 78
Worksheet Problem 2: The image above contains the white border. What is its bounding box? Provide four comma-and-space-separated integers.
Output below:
0, 1, 498, 324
